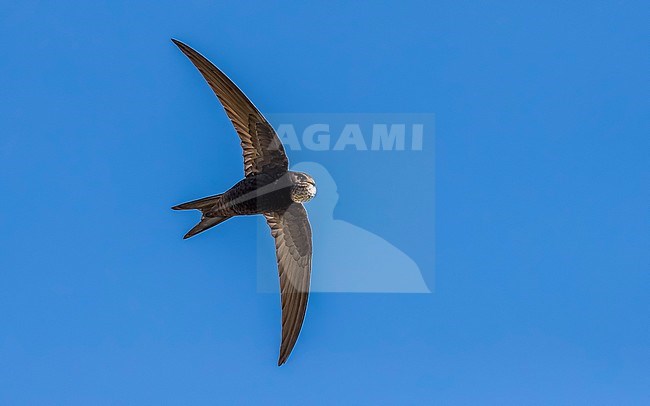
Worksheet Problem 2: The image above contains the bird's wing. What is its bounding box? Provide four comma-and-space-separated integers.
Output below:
172, 39, 288, 176
264, 203, 312, 365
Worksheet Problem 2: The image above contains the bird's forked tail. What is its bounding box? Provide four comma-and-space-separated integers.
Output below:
172, 194, 230, 239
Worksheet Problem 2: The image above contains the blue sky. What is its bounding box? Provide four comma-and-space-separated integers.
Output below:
1, 1, 648, 404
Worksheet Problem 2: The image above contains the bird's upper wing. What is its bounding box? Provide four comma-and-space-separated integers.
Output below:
264, 203, 312, 365
172, 39, 288, 176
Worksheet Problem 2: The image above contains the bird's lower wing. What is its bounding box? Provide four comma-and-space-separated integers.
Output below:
265, 204, 312, 365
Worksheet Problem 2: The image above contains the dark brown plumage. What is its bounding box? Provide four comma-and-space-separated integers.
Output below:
171, 39, 316, 365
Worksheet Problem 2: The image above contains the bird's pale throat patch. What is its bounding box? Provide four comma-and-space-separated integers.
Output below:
291, 184, 316, 203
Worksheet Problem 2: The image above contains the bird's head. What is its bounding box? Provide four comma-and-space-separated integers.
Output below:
288, 171, 317, 203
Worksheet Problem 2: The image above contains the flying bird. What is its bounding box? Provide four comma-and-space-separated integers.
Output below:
171, 39, 316, 365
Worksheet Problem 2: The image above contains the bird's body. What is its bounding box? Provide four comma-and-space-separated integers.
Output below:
171, 39, 316, 365
174, 171, 316, 238
219, 173, 293, 215
216, 171, 315, 215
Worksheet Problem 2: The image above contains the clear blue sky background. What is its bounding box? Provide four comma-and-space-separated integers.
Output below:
1, 1, 648, 404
